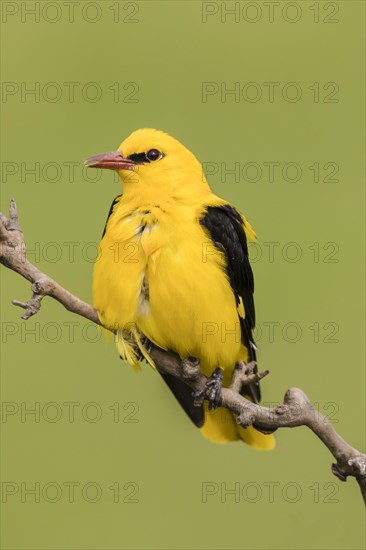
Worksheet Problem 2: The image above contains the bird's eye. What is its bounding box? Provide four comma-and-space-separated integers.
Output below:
146, 149, 163, 162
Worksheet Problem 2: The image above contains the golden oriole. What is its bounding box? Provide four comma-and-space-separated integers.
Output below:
86, 128, 275, 450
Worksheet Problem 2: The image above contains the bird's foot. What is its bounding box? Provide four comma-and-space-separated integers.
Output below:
193, 367, 223, 410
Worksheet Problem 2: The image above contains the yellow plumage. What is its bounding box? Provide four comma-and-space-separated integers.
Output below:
91, 128, 274, 451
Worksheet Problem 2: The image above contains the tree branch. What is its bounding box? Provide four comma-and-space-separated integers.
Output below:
1, 200, 365, 504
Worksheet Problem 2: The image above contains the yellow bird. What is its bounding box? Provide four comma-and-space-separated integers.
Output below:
86, 129, 275, 450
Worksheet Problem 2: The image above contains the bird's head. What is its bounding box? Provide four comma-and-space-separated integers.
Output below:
85, 128, 210, 201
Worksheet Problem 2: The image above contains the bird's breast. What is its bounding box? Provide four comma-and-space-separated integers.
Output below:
93, 201, 241, 370
93, 205, 168, 330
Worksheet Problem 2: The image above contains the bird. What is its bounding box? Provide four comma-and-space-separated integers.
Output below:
86, 128, 275, 450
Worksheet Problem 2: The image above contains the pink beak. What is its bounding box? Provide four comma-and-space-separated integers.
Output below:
84, 151, 136, 171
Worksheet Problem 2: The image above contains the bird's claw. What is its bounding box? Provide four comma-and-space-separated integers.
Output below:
193, 367, 223, 410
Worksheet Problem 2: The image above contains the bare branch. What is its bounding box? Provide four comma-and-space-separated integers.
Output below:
1, 200, 365, 505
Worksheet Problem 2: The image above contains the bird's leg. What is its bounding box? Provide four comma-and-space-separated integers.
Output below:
193, 367, 223, 410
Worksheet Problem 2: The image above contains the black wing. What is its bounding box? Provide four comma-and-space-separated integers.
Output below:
101, 195, 122, 239
200, 204, 260, 403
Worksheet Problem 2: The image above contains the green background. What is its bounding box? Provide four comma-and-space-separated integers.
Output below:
1, 1, 365, 549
